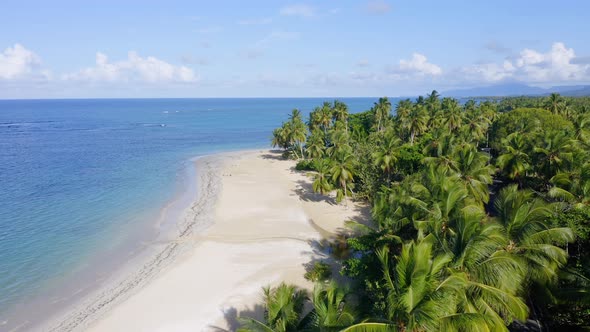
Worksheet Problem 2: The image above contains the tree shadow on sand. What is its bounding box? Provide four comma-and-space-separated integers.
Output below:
260, 150, 285, 161
209, 232, 366, 331
301, 238, 351, 285
208, 304, 266, 332
211, 240, 348, 331
294, 179, 337, 205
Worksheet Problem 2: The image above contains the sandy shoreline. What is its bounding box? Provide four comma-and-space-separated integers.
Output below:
43, 149, 368, 332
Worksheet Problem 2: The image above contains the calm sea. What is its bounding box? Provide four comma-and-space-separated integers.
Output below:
0, 98, 385, 328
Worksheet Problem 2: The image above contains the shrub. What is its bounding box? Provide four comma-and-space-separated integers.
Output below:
304, 261, 332, 282
295, 159, 316, 171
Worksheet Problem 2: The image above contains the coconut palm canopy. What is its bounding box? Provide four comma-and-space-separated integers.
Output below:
259, 93, 590, 331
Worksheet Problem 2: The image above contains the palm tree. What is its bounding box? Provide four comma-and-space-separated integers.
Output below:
372, 130, 401, 180
545, 93, 563, 115
463, 99, 477, 113
300, 282, 356, 331
413, 167, 469, 242
239, 283, 308, 332
343, 240, 489, 332
533, 130, 576, 182
493, 185, 574, 285
319, 102, 333, 136
289, 109, 307, 159
559, 100, 572, 119
452, 145, 495, 204
425, 90, 441, 119
373, 97, 392, 132
372, 181, 428, 236
445, 209, 530, 330
333, 100, 349, 130
312, 159, 333, 195
331, 152, 355, 203
307, 129, 326, 159
271, 126, 290, 150
395, 99, 413, 140
442, 98, 462, 133
406, 105, 428, 144
496, 133, 531, 183
309, 107, 323, 131
327, 126, 351, 158
549, 163, 590, 207
423, 153, 458, 176
422, 129, 454, 158
462, 107, 491, 143
571, 112, 590, 144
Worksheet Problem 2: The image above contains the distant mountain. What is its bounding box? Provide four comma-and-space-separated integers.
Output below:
443, 83, 590, 98
553, 85, 590, 96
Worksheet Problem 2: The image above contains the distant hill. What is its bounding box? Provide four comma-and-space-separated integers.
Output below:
555, 85, 590, 96
443, 83, 590, 98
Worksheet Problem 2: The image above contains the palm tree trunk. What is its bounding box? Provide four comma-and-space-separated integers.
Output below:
300, 144, 304, 160
343, 181, 348, 207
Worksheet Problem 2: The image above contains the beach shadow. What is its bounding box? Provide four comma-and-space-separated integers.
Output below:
294, 179, 337, 205
301, 237, 352, 286
208, 304, 266, 332
260, 150, 285, 161
210, 238, 358, 332
349, 203, 373, 228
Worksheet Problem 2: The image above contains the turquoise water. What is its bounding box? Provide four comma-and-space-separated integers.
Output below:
0, 98, 381, 326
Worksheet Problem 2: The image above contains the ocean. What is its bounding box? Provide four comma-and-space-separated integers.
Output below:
0, 97, 382, 329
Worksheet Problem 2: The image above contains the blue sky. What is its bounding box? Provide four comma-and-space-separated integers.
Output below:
1, 0, 589, 98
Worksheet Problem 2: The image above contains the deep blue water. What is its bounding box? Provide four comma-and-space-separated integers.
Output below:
0, 98, 382, 324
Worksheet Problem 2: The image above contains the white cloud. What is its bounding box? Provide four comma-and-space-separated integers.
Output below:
460, 61, 515, 82
517, 42, 578, 81
366, 1, 391, 14
64, 51, 197, 83
397, 53, 442, 76
462, 42, 590, 84
0, 44, 45, 80
280, 4, 315, 17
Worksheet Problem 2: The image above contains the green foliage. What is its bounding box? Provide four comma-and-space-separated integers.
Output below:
238, 283, 308, 332
489, 107, 573, 151
304, 261, 332, 282
352, 140, 382, 201
395, 143, 424, 175
349, 109, 374, 140
551, 207, 590, 272
271, 109, 308, 159
302, 282, 357, 330
312, 158, 333, 195
295, 159, 315, 171
239, 282, 357, 332
262, 92, 590, 331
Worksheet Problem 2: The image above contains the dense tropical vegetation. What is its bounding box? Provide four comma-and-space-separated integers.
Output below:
242, 92, 590, 331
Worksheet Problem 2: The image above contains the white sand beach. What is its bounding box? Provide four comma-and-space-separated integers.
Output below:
62, 150, 368, 332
